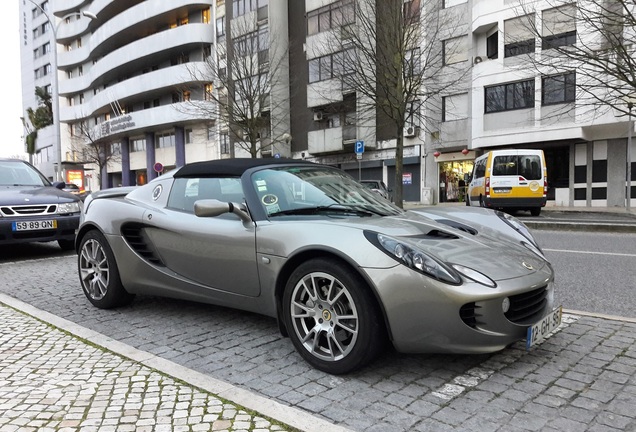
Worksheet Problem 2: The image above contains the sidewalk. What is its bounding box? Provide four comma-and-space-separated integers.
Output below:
0, 293, 352, 432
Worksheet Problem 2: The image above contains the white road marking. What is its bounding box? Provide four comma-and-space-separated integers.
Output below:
543, 248, 636, 258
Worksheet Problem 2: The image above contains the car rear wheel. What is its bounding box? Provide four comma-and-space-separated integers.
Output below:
283, 258, 385, 374
78, 230, 134, 309
530, 207, 541, 216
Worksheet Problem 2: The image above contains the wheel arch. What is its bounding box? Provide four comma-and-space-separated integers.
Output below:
75, 222, 108, 253
274, 248, 393, 342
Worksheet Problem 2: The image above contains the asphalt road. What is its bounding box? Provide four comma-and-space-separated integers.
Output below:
534, 230, 636, 319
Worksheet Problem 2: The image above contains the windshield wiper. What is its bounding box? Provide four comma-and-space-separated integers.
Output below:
269, 205, 375, 217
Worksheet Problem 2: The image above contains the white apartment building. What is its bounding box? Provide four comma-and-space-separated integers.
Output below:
434, 0, 635, 207
19, 0, 635, 207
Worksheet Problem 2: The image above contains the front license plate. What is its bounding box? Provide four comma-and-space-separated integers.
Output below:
526, 306, 562, 349
11, 220, 57, 231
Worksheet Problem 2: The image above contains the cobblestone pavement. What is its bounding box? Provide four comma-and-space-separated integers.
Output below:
1, 256, 635, 431
0, 300, 297, 432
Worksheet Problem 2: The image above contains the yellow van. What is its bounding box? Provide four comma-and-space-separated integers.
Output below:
466, 149, 547, 215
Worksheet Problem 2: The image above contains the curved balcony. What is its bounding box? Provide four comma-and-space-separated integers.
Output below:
58, 44, 92, 70
94, 23, 212, 85
88, 102, 214, 142
56, 14, 93, 43
52, 0, 90, 17
89, 0, 213, 55
60, 63, 208, 122
58, 73, 92, 98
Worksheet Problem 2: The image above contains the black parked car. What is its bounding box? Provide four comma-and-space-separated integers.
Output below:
0, 158, 81, 250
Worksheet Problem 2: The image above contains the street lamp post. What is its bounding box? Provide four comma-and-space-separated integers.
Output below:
27, 1, 96, 181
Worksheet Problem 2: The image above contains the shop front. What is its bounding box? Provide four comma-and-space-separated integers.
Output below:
435, 151, 476, 203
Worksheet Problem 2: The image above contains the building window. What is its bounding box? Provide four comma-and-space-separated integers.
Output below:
307, 0, 354, 36
542, 5, 576, 50
542, 72, 575, 105
155, 132, 176, 148
542, 30, 576, 50
185, 129, 194, 144
111, 143, 122, 155
485, 79, 535, 113
443, 36, 468, 65
220, 132, 230, 154
404, 48, 421, 76
403, 0, 420, 24
202, 8, 211, 23
504, 15, 535, 58
442, 0, 467, 7
486, 32, 498, 59
308, 49, 354, 83
234, 26, 268, 57
216, 17, 225, 37
232, 0, 267, 17
442, 93, 468, 122
205, 83, 214, 101
131, 138, 146, 152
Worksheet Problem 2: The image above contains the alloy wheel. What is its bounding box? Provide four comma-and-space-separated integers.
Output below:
79, 238, 110, 300
289, 271, 359, 362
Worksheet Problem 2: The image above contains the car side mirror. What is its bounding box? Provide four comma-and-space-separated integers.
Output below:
52, 181, 65, 190
194, 199, 252, 224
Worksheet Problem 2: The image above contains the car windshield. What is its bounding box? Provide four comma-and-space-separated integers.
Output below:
251, 166, 402, 217
0, 161, 50, 187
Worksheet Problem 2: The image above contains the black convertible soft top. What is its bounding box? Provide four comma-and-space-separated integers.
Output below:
173, 157, 317, 178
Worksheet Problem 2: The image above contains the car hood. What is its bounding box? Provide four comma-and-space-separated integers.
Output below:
329, 209, 548, 281
0, 185, 79, 205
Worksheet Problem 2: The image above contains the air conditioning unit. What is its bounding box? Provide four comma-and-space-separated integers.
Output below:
473, 56, 484, 64
313, 112, 325, 121
404, 126, 417, 138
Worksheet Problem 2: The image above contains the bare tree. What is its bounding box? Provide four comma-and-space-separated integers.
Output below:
182, 17, 291, 158
69, 120, 121, 188
514, 0, 636, 119
313, 0, 467, 207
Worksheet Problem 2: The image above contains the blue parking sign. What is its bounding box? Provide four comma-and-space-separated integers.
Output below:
355, 140, 364, 154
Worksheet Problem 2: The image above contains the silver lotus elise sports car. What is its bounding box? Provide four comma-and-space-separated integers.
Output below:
77, 158, 558, 374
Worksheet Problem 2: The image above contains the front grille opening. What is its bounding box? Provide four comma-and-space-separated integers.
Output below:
460, 302, 484, 328
121, 224, 164, 266
505, 286, 548, 324
0, 204, 57, 216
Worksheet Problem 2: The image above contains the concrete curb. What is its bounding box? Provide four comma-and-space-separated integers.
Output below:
0, 292, 354, 432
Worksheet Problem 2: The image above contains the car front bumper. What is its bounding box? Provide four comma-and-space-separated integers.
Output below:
0, 215, 80, 245
365, 264, 555, 354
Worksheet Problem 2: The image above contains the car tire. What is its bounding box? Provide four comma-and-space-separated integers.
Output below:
58, 239, 75, 251
283, 257, 385, 374
78, 229, 134, 309
530, 207, 541, 216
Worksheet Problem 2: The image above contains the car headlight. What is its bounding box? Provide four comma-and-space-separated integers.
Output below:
365, 231, 462, 285
58, 202, 81, 214
451, 264, 497, 288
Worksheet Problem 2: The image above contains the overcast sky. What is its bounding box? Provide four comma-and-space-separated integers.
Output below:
1, 1, 25, 158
